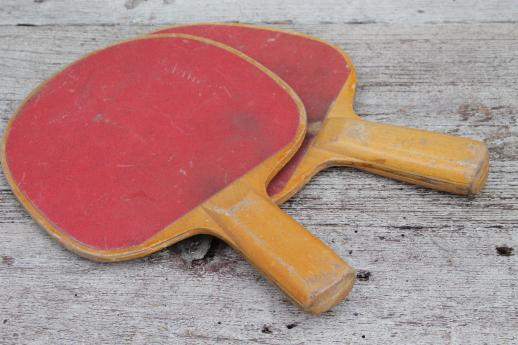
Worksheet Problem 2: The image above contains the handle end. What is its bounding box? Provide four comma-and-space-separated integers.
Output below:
466, 142, 489, 196
303, 265, 356, 314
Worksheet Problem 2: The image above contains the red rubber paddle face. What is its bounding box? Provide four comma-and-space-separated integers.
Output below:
3, 36, 301, 250
154, 25, 351, 196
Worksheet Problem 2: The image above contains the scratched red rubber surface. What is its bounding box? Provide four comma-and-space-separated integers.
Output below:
5, 36, 300, 249
154, 25, 350, 196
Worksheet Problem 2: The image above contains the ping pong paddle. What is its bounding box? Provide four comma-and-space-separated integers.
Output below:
1, 34, 355, 313
153, 24, 489, 202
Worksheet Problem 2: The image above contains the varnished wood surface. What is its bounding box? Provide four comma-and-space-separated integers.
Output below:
0, 1, 517, 344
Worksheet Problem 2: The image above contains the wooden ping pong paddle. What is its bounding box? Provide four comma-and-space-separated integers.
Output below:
1, 34, 355, 314
153, 24, 490, 202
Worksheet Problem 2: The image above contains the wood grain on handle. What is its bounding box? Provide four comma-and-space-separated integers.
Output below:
204, 190, 355, 314
315, 117, 489, 195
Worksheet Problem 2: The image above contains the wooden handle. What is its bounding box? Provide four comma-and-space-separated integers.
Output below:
204, 190, 355, 314
316, 117, 489, 195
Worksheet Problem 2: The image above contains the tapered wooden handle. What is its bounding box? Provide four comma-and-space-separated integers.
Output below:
316, 117, 489, 195
204, 190, 355, 314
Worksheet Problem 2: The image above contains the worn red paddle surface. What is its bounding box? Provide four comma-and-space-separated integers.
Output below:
154, 24, 350, 195
4, 36, 300, 249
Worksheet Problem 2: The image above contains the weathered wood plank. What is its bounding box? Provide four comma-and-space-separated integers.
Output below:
1, 23, 517, 345
0, 0, 517, 26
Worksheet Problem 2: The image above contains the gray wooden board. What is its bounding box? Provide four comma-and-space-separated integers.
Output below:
0, 2, 517, 344
0, 0, 517, 25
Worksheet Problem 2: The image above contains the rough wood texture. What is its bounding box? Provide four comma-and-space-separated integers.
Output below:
1, 0, 517, 25
0, 1, 517, 344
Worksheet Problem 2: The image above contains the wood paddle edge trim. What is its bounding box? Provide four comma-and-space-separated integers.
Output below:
0, 33, 308, 262
150, 22, 359, 204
